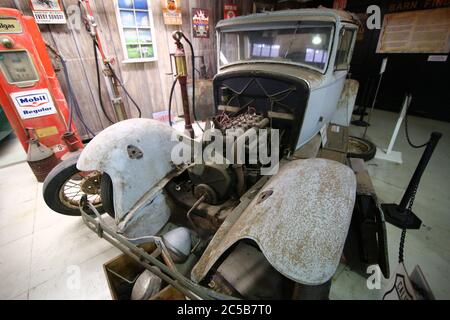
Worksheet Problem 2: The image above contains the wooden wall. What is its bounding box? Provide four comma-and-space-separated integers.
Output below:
0, 0, 252, 138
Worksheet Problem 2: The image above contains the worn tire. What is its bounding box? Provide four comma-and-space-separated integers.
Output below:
43, 154, 103, 216
100, 172, 115, 218
348, 136, 376, 162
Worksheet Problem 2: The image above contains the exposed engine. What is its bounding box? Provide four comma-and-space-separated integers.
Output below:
166, 107, 273, 236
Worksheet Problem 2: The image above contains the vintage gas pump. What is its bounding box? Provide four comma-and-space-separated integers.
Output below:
0, 8, 82, 178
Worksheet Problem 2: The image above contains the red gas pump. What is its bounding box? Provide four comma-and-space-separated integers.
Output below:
0, 8, 83, 179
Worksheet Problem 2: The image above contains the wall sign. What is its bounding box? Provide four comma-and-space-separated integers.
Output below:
377, 7, 450, 53
387, 0, 450, 13
162, 0, 182, 25
192, 8, 209, 38
11, 89, 57, 120
224, 4, 239, 19
29, 0, 67, 24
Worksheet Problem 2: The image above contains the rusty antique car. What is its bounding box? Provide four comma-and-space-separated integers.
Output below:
47, 8, 390, 300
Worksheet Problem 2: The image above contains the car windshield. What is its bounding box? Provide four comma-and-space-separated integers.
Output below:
219, 23, 334, 72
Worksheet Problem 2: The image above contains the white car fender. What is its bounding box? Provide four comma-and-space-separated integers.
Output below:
77, 119, 182, 238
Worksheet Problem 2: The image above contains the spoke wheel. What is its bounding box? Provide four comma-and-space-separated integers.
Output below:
59, 172, 103, 210
43, 155, 104, 216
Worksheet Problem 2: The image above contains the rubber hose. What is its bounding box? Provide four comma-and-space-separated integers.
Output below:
168, 76, 180, 127
181, 34, 204, 132
108, 64, 143, 118
93, 39, 115, 124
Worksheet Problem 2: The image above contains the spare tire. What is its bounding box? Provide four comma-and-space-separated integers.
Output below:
348, 136, 376, 162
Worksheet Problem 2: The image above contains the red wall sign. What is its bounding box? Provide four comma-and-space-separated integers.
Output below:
224, 4, 239, 19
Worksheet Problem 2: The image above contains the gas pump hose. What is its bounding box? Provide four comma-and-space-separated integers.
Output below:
93, 39, 115, 124
181, 33, 204, 132
45, 42, 96, 137
93, 40, 143, 120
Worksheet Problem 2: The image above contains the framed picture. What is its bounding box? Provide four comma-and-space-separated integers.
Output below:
192, 8, 210, 39
162, 0, 182, 26
29, 0, 66, 24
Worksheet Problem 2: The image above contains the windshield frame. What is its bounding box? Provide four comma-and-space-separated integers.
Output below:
217, 22, 336, 74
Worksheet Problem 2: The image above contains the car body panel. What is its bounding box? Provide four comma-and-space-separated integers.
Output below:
77, 119, 180, 237
192, 159, 357, 286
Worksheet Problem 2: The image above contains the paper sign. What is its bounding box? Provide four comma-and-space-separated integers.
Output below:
29, 0, 67, 24
224, 4, 239, 19
11, 89, 57, 120
428, 55, 448, 62
192, 8, 210, 39
162, 0, 182, 26
382, 263, 418, 300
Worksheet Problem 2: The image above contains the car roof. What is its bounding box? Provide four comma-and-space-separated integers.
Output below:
216, 8, 359, 29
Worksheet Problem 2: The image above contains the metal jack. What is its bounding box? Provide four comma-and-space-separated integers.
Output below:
171, 31, 195, 139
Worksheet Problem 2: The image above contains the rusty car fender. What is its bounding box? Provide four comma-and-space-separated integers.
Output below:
192, 158, 357, 286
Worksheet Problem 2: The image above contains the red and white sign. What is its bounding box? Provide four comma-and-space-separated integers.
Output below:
29, 0, 66, 24
224, 4, 239, 19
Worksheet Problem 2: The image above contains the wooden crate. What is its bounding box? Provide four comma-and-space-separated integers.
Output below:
103, 243, 185, 300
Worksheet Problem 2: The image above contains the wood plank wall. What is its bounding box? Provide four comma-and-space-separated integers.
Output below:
0, 0, 253, 138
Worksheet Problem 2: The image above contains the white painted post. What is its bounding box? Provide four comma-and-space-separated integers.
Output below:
375, 94, 411, 164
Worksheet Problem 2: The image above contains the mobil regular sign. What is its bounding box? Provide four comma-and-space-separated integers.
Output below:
11, 89, 57, 120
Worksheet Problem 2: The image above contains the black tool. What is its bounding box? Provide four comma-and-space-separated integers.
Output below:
382, 132, 442, 230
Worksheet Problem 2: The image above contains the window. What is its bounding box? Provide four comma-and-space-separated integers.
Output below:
115, 0, 157, 62
335, 28, 356, 70
219, 24, 334, 73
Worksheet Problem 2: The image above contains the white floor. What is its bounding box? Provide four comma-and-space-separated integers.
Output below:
0, 109, 449, 300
